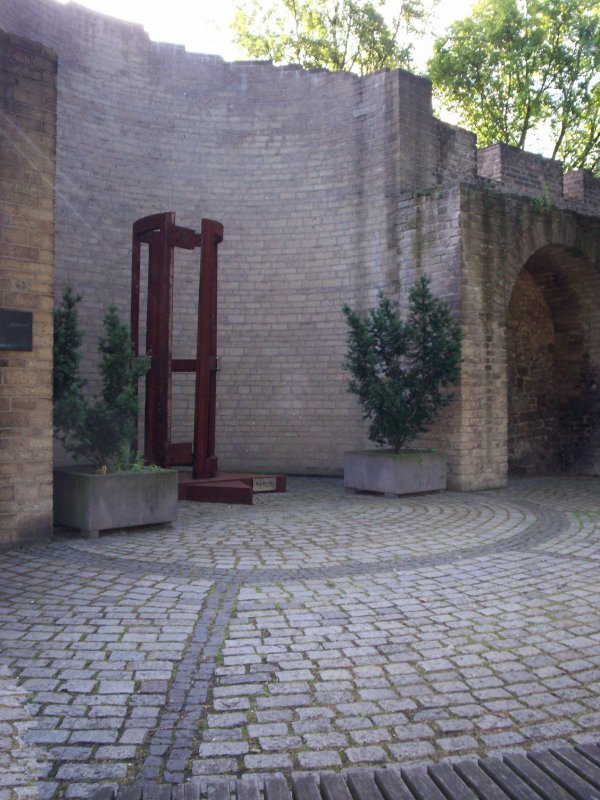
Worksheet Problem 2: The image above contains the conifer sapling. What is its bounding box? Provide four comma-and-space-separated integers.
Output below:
343, 275, 461, 452
53, 286, 150, 471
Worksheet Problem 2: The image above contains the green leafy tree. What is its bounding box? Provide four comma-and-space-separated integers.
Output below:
343, 275, 461, 452
428, 0, 600, 174
233, 0, 430, 74
53, 288, 150, 471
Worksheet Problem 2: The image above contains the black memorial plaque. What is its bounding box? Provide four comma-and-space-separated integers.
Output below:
0, 309, 33, 351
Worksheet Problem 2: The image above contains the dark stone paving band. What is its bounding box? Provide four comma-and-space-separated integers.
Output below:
4, 489, 578, 793
136, 578, 239, 784
37, 494, 570, 584
97, 493, 569, 785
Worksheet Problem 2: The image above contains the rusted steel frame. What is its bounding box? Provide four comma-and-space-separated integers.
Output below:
130, 230, 141, 454
131, 213, 223, 476
170, 225, 201, 251
131, 212, 176, 467
193, 218, 223, 479
131, 213, 176, 358
172, 359, 197, 372
131, 214, 174, 356
167, 224, 204, 468
169, 442, 193, 465
131, 238, 141, 360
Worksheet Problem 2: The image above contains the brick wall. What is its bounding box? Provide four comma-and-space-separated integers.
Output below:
477, 143, 565, 203
0, 0, 449, 477
0, 28, 56, 546
459, 186, 600, 488
2, 0, 600, 490
507, 269, 558, 475
476, 143, 600, 218
392, 187, 464, 484
435, 120, 477, 186
563, 170, 600, 217
508, 252, 600, 478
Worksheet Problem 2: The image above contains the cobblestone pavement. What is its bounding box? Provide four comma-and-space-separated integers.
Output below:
1, 477, 600, 798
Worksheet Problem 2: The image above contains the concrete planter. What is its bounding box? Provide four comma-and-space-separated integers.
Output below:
344, 449, 447, 495
53, 466, 179, 538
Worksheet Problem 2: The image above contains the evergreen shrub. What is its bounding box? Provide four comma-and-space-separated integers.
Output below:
343, 275, 462, 453
53, 285, 150, 472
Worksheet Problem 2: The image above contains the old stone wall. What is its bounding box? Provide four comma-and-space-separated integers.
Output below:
1, 0, 599, 490
478, 143, 565, 203
507, 269, 558, 475
459, 183, 600, 487
0, 28, 56, 546
391, 187, 464, 483
0, 0, 476, 478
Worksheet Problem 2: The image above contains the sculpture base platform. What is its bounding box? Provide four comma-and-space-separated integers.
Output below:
178, 470, 286, 504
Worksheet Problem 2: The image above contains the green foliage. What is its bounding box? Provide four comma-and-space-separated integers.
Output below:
53, 284, 86, 437
428, 0, 600, 174
232, 0, 430, 75
53, 287, 150, 472
532, 188, 553, 212
126, 452, 164, 473
343, 275, 461, 452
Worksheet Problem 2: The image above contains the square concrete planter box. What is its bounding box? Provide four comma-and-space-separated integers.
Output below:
53, 466, 179, 538
344, 449, 447, 495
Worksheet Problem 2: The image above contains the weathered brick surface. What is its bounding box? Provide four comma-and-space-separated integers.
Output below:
2, 0, 417, 478
507, 269, 557, 474
563, 169, 600, 215
458, 185, 600, 488
1, 0, 600, 491
0, 0, 473, 482
507, 253, 600, 477
0, 27, 56, 546
477, 144, 564, 203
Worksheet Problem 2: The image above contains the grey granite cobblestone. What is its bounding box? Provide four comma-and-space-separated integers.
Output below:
2, 477, 600, 797
0, 664, 51, 798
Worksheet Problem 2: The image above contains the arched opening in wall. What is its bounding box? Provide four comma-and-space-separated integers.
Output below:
507, 244, 600, 477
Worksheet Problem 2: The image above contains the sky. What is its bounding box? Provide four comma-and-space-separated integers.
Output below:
54, 0, 476, 69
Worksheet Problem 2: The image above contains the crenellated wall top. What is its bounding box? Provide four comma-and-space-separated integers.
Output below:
477, 143, 600, 217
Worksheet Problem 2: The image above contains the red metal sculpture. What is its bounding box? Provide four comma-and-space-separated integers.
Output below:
131, 212, 285, 503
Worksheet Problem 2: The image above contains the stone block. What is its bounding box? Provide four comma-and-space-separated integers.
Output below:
53, 466, 179, 537
344, 450, 447, 495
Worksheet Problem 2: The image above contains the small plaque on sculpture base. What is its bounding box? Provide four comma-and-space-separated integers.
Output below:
253, 476, 277, 492
178, 471, 286, 504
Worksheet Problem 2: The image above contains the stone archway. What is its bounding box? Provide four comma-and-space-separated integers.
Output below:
507, 245, 600, 476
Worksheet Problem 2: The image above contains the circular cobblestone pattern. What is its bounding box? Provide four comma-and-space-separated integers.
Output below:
1, 477, 600, 798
